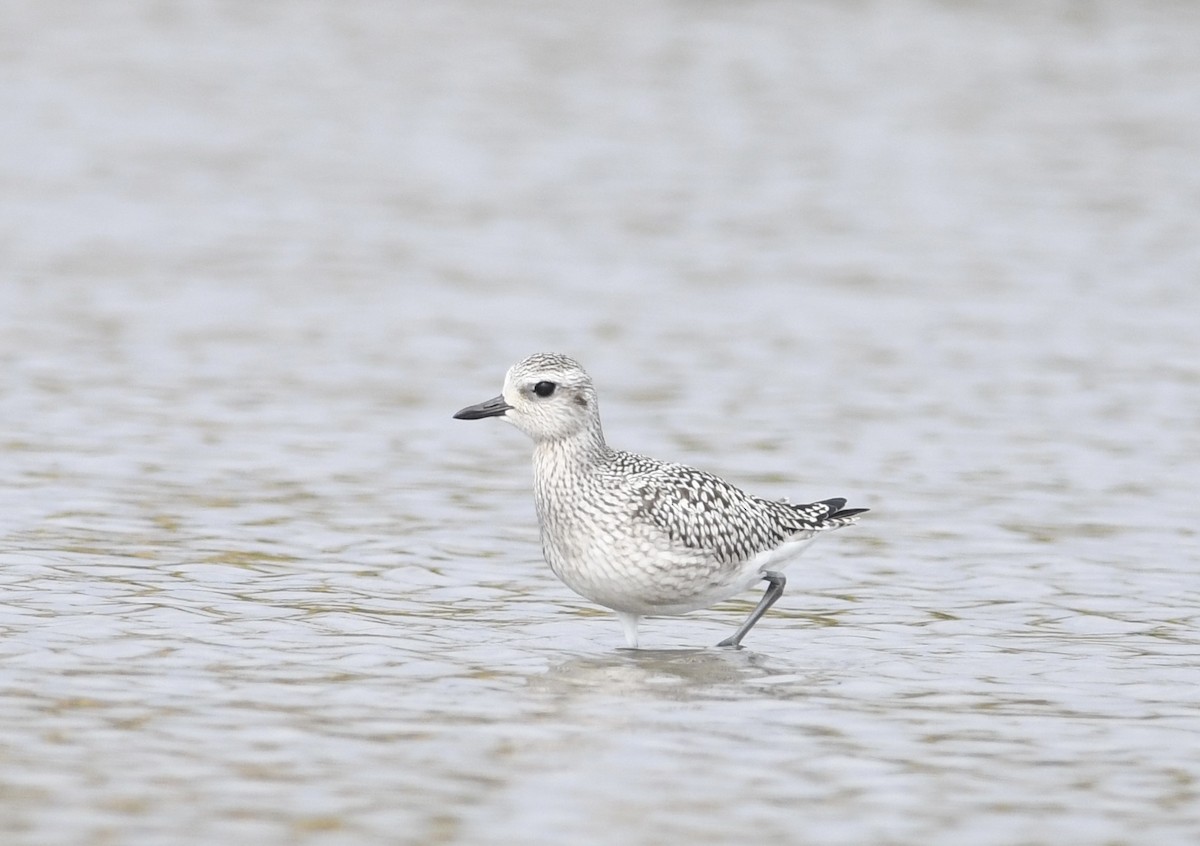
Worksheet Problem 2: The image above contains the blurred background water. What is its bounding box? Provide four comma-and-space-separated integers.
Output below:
2, 2, 1199, 844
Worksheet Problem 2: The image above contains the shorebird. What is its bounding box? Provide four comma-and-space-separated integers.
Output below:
454, 353, 867, 648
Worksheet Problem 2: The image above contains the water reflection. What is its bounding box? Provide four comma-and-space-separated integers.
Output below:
538, 648, 804, 698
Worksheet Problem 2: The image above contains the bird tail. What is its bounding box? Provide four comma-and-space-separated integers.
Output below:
816, 497, 869, 526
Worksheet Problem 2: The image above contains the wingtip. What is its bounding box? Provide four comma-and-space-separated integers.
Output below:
833, 507, 870, 519
818, 498, 868, 521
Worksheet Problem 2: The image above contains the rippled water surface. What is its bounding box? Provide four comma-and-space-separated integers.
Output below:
3, 2, 1199, 844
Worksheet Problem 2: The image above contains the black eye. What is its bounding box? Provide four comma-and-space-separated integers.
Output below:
533, 381, 557, 398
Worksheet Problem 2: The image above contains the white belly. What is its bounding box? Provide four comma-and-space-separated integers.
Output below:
542, 526, 819, 617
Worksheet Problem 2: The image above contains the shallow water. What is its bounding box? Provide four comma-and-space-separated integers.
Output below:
3, 2, 1200, 844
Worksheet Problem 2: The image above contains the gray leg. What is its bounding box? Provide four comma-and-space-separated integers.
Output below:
616, 611, 641, 649
717, 571, 786, 648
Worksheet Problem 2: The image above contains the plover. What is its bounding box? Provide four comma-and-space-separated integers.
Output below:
454, 353, 867, 648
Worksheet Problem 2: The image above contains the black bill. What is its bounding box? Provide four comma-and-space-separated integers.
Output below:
453, 395, 512, 420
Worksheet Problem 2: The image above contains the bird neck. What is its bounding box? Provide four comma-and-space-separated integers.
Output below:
532, 425, 609, 478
